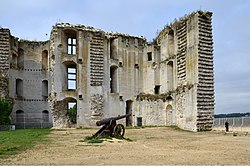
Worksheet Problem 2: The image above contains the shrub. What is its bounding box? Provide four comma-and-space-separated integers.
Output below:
0, 98, 11, 125
67, 104, 77, 124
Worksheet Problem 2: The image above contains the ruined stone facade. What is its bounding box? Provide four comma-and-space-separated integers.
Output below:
0, 11, 214, 131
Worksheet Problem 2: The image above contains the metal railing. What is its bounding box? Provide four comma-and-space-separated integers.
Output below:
213, 117, 250, 131
15, 113, 52, 129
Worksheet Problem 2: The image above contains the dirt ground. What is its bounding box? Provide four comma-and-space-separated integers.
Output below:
1, 127, 250, 165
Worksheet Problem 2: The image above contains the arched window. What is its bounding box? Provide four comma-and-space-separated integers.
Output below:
166, 104, 173, 125
16, 79, 23, 97
168, 30, 174, 57
110, 38, 118, 60
11, 53, 17, 68
110, 66, 118, 93
42, 80, 48, 98
42, 110, 49, 122
167, 61, 174, 90
42, 50, 48, 70
64, 29, 77, 55
17, 48, 24, 68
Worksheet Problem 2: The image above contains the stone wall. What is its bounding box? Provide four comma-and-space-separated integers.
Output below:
0, 28, 10, 98
90, 32, 104, 86
8, 40, 51, 128
2, 10, 215, 131
197, 12, 214, 130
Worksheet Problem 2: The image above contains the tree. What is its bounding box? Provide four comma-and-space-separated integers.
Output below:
0, 98, 11, 125
67, 104, 77, 124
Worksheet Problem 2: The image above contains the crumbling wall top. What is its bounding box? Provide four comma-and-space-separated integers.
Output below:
154, 10, 213, 43
53, 22, 146, 41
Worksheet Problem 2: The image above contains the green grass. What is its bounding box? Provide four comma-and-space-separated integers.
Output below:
0, 129, 50, 158
80, 135, 133, 144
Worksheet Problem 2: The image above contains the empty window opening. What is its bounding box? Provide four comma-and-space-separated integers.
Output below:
167, 61, 174, 90
147, 52, 152, 61
137, 117, 142, 127
155, 85, 161, 94
42, 50, 48, 70
168, 30, 174, 56
67, 101, 77, 124
16, 79, 23, 97
42, 80, 48, 98
126, 100, 133, 126
110, 66, 118, 93
110, 38, 117, 59
11, 53, 17, 68
17, 48, 24, 68
68, 67, 76, 90
68, 37, 76, 55
42, 110, 49, 122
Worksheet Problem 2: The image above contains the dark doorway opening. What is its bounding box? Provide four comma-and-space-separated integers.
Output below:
137, 117, 142, 127
126, 100, 133, 126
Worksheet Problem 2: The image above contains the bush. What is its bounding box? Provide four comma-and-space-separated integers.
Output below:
0, 98, 11, 125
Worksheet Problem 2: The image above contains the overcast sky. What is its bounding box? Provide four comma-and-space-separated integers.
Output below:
1, 0, 250, 114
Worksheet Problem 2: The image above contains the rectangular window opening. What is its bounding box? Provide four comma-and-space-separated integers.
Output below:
67, 37, 76, 55
67, 67, 76, 90
147, 52, 152, 61
155, 85, 160, 94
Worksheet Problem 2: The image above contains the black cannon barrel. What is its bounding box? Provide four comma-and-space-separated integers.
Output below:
96, 114, 131, 126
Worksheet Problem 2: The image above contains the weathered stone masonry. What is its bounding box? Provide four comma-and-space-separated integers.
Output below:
0, 11, 215, 131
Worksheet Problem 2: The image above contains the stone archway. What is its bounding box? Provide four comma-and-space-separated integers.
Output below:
166, 104, 173, 125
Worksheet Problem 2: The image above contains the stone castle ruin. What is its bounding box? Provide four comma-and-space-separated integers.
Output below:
0, 11, 214, 131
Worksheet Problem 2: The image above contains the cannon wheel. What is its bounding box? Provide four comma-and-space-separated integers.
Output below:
113, 124, 125, 138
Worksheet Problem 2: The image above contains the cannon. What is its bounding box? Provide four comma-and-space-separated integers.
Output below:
93, 114, 131, 138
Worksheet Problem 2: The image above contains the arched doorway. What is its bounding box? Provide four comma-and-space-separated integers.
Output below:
16, 110, 24, 129
166, 104, 173, 125
42, 110, 50, 128
126, 100, 133, 126
63, 97, 77, 124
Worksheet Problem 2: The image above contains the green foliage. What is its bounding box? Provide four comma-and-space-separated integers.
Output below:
67, 104, 77, 124
0, 98, 11, 125
80, 135, 133, 144
0, 129, 50, 158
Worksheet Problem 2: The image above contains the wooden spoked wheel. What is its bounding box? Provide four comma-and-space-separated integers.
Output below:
113, 124, 125, 138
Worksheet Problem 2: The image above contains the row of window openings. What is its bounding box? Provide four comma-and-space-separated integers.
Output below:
15, 67, 77, 96
16, 80, 48, 97
68, 38, 152, 63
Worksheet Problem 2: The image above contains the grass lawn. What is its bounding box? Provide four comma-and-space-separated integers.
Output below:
0, 129, 50, 158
